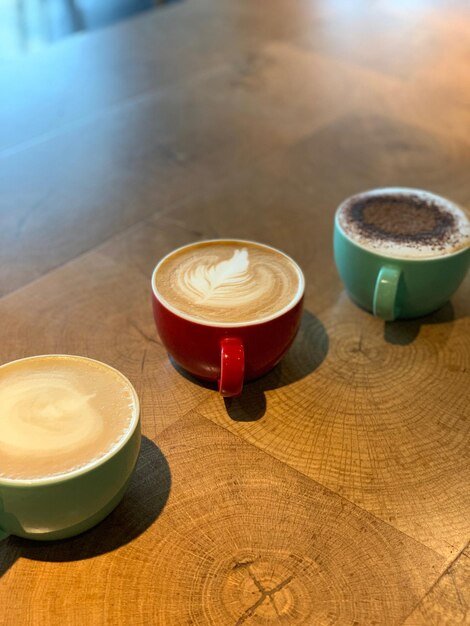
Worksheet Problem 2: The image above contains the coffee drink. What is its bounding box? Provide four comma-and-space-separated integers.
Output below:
337, 188, 470, 259
0, 355, 139, 480
153, 240, 304, 324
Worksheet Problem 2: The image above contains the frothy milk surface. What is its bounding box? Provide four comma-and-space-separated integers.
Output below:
337, 189, 470, 259
154, 241, 303, 324
0, 356, 138, 480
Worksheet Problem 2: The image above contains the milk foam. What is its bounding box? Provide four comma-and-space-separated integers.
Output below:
179, 248, 269, 308
337, 189, 470, 259
0, 356, 138, 481
155, 241, 303, 324
0, 375, 102, 454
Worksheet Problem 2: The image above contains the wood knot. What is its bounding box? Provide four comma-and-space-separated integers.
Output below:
217, 553, 311, 624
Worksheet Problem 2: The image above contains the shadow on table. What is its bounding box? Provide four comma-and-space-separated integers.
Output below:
384, 302, 457, 346
169, 309, 328, 422
0, 436, 170, 576
224, 309, 328, 422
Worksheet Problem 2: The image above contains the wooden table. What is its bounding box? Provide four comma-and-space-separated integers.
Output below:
1, 1, 469, 624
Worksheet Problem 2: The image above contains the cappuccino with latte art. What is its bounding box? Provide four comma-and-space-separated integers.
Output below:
151, 240, 305, 396
0, 355, 139, 481
154, 240, 303, 325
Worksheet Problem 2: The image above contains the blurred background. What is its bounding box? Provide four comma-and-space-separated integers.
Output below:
1, 0, 469, 296
0, 0, 175, 61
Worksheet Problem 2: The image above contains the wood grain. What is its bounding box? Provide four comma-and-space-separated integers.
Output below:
105, 160, 470, 558
0, 0, 469, 623
0, 0, 291, 151
0, 414, 445, 626
0, 245, 212, 439
1, 40, 389, 297
404, 543, 470, 625
197, 294, 470, 558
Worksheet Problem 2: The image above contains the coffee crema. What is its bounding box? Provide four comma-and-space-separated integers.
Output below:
337, 188, 470, 259
154, 240, 303, 324
0, 356, 138, 481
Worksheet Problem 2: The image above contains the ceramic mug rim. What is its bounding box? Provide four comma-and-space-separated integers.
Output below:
335, 187, 470, 263
0, 354, 140, 488
151, 238, 305, 328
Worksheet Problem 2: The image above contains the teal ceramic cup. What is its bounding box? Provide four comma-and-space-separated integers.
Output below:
334, 189, 470, 321
0, 355, 141, 541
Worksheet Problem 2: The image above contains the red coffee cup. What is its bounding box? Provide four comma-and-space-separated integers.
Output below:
151, 240, 305, 397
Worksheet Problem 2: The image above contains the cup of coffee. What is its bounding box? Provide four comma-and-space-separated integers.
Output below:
0, 355, 140, 541
151, 239, 305, 396
334, 188, 470, 320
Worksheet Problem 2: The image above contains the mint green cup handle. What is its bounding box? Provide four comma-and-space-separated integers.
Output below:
373, 266, 401, 321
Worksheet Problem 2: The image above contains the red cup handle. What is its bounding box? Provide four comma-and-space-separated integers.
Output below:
219, 338, 244, 397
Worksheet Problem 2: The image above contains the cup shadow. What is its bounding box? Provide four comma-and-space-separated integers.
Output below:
167, 309, 328, 422
0, 436, 170, 576
224, 309, 328, 422
384, 302, 456, 346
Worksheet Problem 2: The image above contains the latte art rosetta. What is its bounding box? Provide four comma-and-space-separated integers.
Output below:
155, 241, 303, 324
179, 248, 273, 308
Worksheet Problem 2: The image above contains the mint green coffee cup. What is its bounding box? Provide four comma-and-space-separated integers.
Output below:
0, 355, 141, 541
334, 188, 470, 321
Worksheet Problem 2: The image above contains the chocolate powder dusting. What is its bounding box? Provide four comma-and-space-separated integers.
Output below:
346, 192, 457, 247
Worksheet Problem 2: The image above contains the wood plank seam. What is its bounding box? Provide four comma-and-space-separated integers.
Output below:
0, 144, 290, 301
0, 60, 233, 160
400, 540, 470, 625
190, 407, 449, 562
